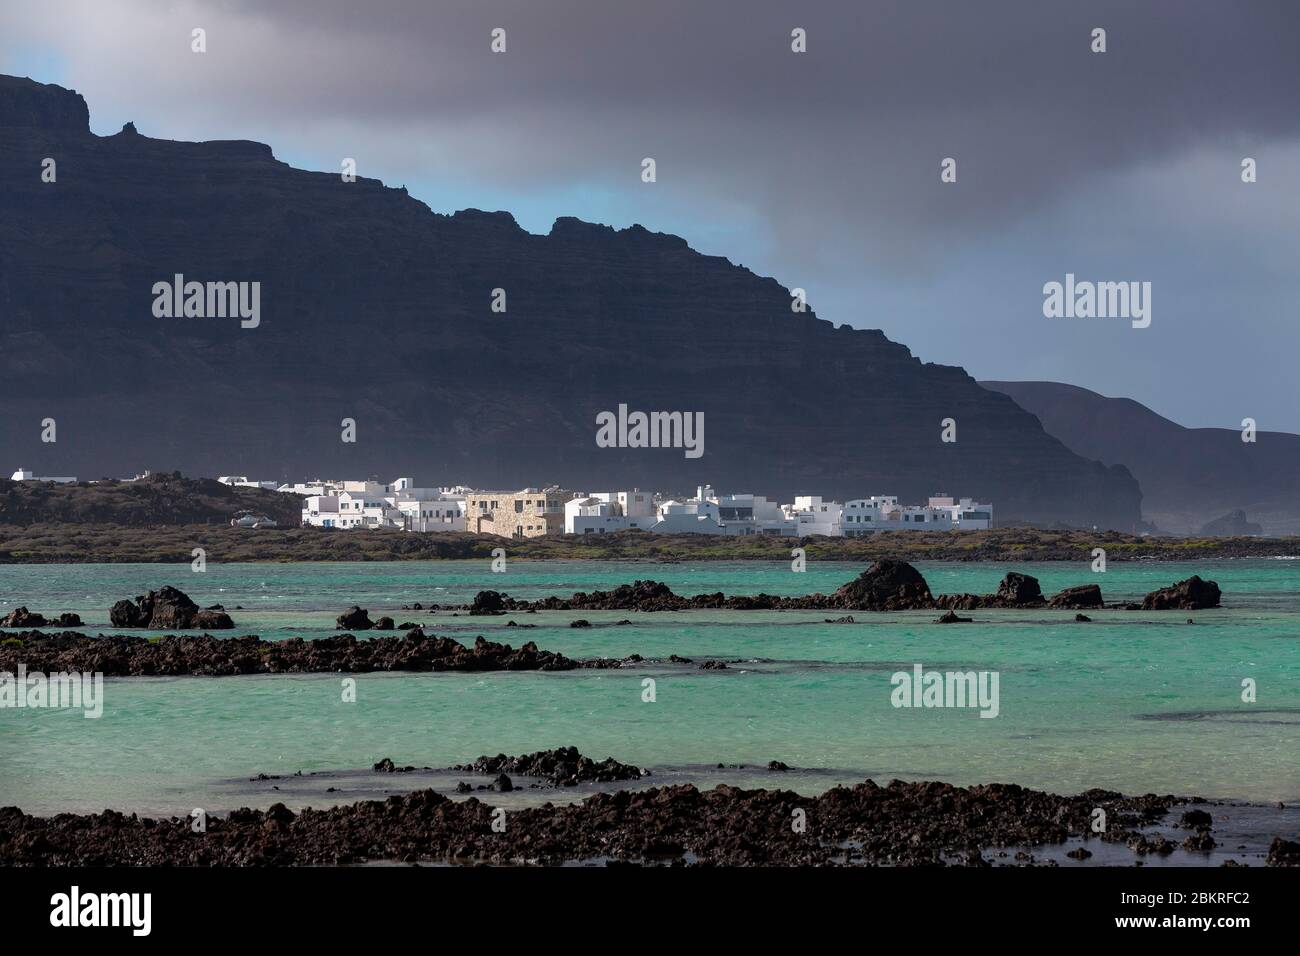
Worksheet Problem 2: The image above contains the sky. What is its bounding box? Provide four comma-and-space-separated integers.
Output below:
3, 0, 1298, 431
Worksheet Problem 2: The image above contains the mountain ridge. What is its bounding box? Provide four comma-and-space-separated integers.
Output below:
0, 75, 1142, 528
981, 380, 1300, 534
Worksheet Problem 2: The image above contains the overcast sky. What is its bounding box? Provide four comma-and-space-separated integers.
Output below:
4, 0, 1298, 431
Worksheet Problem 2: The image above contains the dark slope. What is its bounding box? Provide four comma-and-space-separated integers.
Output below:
0, 472, 303, 527
0, 76, 1140, 528
982, 381, 1300, 534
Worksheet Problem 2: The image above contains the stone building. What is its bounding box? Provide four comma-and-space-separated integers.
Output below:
464, 487, 570, 537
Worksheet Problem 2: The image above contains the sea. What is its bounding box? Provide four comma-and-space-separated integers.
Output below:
2, 559, 1297, 844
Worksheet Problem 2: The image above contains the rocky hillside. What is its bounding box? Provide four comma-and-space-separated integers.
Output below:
0, 75, 1141, 528
0, 473, 302, 527
982, 381, 1300, 534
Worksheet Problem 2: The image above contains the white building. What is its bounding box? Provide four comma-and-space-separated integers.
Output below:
926, 495, 994, 530
299, 477, 466, 531
218, 475, 279, 490
564, 489, 658, 534
784, 495, 844, 537
288, 472, 991, 537
568, 485, 800, 536
10, 468, 76, 484
842, 494, 992, 535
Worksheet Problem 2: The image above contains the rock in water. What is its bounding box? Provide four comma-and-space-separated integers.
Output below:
995, 572, 1043, 606
832, 560, 935, 610
0, 607, 47, 627
109, 599, 145, 627
935, 610, 972, 624
1048, 584, 1103, 608
336, 606, 373, 630
1267, 837, 1300, 866
109, 586, 234, 629
1141, 576, 1221, 610
468, 591, 506, 615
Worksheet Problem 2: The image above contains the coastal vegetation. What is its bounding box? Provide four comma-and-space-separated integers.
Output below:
0, 522, 1294, 564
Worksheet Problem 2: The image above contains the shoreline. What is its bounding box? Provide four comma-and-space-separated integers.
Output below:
4, 749, 1297, 867
2, 524, 1297, 564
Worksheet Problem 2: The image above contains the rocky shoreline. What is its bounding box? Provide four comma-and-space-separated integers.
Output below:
462, 561, 1222, 615
3, 748, 1296, 867
0, 630, 637, 676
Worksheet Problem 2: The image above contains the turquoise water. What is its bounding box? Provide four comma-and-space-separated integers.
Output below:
1, 559, 1297, 816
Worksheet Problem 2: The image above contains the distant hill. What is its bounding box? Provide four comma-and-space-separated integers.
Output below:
0, 473, 303, 527
0, 75, 1141, 529
981, 381, 1300, 534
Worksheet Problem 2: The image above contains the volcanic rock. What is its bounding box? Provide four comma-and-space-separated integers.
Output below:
995, 572, 1043, 606
1198, 509, 1263, 536
832, 560, 935, 611
1048, 584, 1103, 608
935, 610, 972, 623
1267, 837, 1300, 866
109, 586, 234, 629
468, 590, 507, 615
1180, 809, 1212, 828
455, 747, 644, 787
1141, 576, 1221, 610
336, 606, 373, 630
0, 607, 47, 627
0, 630, 624, 677
0, 769, 1197, 867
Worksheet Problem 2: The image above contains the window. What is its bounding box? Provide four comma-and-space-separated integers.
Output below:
515, 500, 524, 513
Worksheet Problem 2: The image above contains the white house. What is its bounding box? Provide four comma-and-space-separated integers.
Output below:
218, 475, 279, 490
564, 489, 659, 534
10, 468, 77, 484
298, 477, 466, 530
926, 495, 994, 530
638, 486, 796, 536
302, 494, 340, 527
842, 494, 992, 534
784, 495, 844, 536
842, 496, 900, 536
392, 493, 466, 531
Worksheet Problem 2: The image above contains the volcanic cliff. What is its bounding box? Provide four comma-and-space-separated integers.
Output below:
0, 75, 1141, 528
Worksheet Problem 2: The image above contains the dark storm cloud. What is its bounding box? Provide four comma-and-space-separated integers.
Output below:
194, 0, 1300, 241
9, 0, 1298, 263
